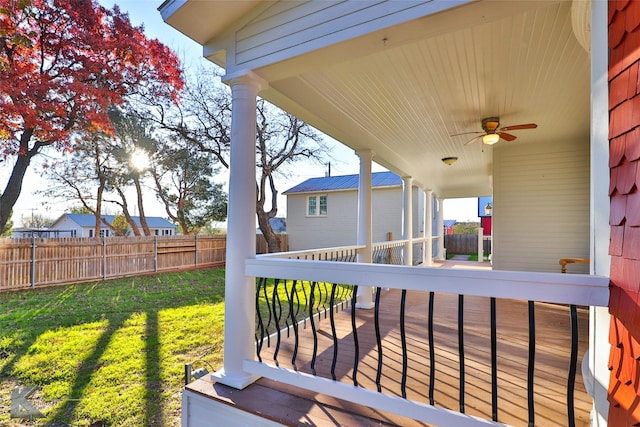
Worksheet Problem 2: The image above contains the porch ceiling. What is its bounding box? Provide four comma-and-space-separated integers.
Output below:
163, 0, 590, 198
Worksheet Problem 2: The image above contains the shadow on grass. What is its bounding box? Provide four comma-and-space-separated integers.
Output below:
144, 309, 164, 427
0, 268, 226, 426
50, 314, 128, 423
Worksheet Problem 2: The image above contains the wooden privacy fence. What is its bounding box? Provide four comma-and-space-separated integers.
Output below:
0, 234, 288, 292
444, 233, 491, 254
0, 235, 225, 291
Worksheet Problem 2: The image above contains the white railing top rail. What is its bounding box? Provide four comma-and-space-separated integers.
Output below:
246, 258, 609, 307
259, 245, 365, 259
261, 236, 439, 260
372, 239, 407, 249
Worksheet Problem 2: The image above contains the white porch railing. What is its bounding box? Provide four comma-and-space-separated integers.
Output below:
245, 256, 609, 426
260, 238, 433, 265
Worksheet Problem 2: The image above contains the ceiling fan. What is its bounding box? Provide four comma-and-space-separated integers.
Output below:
452, 117, 538, 146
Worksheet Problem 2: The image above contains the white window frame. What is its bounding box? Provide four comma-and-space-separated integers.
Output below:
306, 194, 327, 217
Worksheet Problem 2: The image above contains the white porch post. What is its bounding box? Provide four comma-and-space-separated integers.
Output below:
437, 197, 445, 260
589, 0, 611, 424
417, 188, 425, 265
402, 176, 413, 266
356, 149, 374, 309
425, 190, 433, 266
477, 227, 484, 263
212, 70, 266, 389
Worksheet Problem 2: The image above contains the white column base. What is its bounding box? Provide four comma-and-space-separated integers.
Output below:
356, 286, 375, 309
211, 368, 260, 390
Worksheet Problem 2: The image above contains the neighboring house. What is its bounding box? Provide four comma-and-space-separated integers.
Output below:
161, 1, 629, 426
11, 228, 63, 239
477, 196, 492, 236
443, 219, 456, 235
284, 171, 439, 252
48, 214, 177, 237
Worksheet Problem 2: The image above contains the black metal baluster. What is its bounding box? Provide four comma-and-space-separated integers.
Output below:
272, 278, 283, 367
284, 280, 291, 337
255, 277, 266, 362
527, 300, 536, 427
309, 281, 318, 375
458, 294, 465, 413
400, 289, 408, 398
458, 295, 465, 414
300, 282, 308, 329
322, 282, 330, 319
351, 285, 359, 386
336, 283, 346, 310
289, 280, 299, 371
567, 304, 578, 427
374, 287, 383, 392
428, 291, 435, 405
263, 278, 273, 346
490, 297, 498, 421
329, 283, 339, 380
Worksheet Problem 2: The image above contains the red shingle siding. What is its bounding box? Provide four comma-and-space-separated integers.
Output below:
609, 1, 640, 424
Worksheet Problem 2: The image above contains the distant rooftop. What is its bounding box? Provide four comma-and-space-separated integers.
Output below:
56, 213, 175, 228
284, 171, 401, 194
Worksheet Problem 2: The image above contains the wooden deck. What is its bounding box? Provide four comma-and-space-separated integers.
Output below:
186, 264, 591, 426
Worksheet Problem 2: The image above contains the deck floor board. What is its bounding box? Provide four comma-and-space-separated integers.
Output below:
186, 287, 590, 426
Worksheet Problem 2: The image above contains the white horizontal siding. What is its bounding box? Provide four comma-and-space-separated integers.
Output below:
182, 390, 282, 427
287, 191, 358, 250
234, 0, 468, 70
492, 138, 590, 273
287, 187, 409, 251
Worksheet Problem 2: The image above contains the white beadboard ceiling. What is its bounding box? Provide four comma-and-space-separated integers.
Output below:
164, 0, 590, 198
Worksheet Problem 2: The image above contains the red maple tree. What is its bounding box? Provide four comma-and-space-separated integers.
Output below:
0, 0, 184, 231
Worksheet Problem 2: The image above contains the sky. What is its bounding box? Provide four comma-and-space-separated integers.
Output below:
3, 0, 478, 226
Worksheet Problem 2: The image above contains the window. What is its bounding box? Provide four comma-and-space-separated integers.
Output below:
307, 195, 327, 216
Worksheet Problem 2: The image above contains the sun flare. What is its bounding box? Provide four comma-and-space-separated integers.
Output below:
130, 149, 150, 171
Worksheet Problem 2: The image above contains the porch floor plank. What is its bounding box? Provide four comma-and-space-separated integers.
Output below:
187, 286, 590, 426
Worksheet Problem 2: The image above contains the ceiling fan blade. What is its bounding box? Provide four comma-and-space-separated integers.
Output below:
498, 132, 517, 141
451, 131, 483, 137
499, 123, 537, 131
464, 135, 483, 146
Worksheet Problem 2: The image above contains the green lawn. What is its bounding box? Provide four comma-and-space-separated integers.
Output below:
0, 268, 226, 426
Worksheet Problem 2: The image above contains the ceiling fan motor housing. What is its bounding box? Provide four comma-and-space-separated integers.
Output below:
482, 117, 500, 133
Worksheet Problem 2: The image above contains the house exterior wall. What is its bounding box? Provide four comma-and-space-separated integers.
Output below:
607, 1, 640, 424
286, 186, 427, 251
374, 186, 404, 242
287, 190, 357, 250
287, 188, 403, 251
491, 138, 590, 273
231, 1, 467, 72
52, 216, 85, 237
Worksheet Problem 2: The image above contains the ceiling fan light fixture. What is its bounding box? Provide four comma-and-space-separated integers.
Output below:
441, 156, 458, 165
482, 133, 500, 145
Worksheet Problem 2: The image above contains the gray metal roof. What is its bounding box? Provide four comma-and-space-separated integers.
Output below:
58, 214, 176, 229
283, 171, 401, 194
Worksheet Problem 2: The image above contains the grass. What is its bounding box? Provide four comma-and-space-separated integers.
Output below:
0, 268, 226, 426
446, 252, 491, 262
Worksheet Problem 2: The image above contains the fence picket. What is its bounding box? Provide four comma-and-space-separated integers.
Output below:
0, 234, 288, 292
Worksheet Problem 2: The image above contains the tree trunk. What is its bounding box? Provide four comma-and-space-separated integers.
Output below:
257, 209, 280, 253
133, 177, 150, 235
93, 177, 106, 237
0, 151, 35, 233
114, 187, 141, 236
